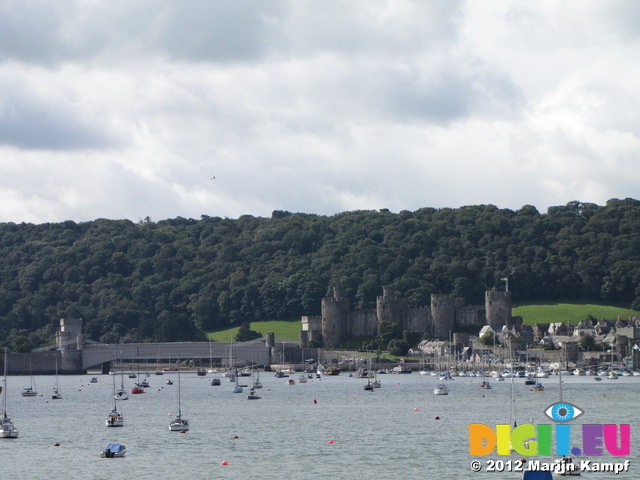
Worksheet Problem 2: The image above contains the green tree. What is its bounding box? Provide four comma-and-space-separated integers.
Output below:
388, 338, 410, 356
235, 322, 262, 342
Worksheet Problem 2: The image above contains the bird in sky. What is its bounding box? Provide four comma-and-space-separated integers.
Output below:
210, 175, 215, 180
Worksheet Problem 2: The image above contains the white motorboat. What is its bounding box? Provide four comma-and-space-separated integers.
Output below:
101, 443, 126, 457
433, 384, 449, 395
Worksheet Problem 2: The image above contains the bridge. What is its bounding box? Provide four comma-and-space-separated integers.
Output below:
2, 319, 306, 375
81, 339, 272, 372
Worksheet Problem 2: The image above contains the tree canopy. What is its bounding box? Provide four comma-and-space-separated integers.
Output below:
2, 198, 640, 348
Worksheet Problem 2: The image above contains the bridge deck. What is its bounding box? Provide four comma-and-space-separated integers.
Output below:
82, 340, 271, 370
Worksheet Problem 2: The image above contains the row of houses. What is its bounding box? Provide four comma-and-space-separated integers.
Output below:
415, 316, 640, 365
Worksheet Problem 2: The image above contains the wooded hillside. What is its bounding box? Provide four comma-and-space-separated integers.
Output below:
2, 198, 640, 350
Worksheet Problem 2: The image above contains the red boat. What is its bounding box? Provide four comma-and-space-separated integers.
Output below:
131, 384, 145, 394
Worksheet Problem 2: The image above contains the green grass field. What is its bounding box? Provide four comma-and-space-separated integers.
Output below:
207, 319, 302, 343
512, 301, 640, 325
207, 302, 640, 342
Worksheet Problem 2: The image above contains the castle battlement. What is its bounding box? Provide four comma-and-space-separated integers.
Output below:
304, 286, 512, 347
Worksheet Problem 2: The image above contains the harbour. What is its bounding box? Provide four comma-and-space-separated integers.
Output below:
1, 369, 638, 479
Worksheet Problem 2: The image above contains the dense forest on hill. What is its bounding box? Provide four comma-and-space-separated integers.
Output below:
2, 198, 640, 350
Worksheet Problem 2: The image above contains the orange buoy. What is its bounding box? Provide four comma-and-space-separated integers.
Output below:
221, 460, 229, 465
232, 435, 239, 439
313, 399, 317, 404
53, 443, 60, 446
434, 416, 440, 420
328, 440, 334, 444
414, 408, 419, 411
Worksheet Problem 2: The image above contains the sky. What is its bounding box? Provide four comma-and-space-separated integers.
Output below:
1, 1, 639, 224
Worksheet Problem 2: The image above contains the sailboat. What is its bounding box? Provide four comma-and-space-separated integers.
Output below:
115, 356, 129, 400
169, 358, 189, 431
480, 362, 492, 389
105, 373, 124, 427
252, 364, 263, 389
52, 359, 62, 400
1, 348, 19, 438
21, 355, 38, 397
165, 354, 173, 385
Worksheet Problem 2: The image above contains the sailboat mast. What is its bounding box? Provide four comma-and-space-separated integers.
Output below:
3, 348, 7, 415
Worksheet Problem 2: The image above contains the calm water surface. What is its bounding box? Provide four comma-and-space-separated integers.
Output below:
2, 371, 638, 479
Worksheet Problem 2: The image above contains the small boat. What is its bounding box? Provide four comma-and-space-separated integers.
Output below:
553, 455, 581, 476
298, 375, 307, 384
286, 378, 295, 386
21, 386, 37, 397
131, 384, 145, 394
433, 384, 449, 395
252, 369, 263, 389
169, 359, 189, 431
594, 376, 602, 382
240, 368, 252, 377
522, 471, 553, 480
608, 371, 618, 380
90, 377, 98, 383
210, 377, 221, 386
106, 373, 124, 427
232, 385, 243, 393
1, 348, 19, 438
364, 380, 374, 391
139, 379, 150, 388
105, 409, 124, 427
52, 359, 62, 400
480, 381, 492, 389
166, 378, 173, 385
247, 389, 261, 400
196, 368, 207, 377
22, 356, 38, 397
101, 443, 126, 458
524, 374, 536, 385
532, 383, 545, 392
115, 387, 129, 400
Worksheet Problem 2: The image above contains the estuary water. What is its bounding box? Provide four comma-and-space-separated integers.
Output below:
1, 371, 638, 480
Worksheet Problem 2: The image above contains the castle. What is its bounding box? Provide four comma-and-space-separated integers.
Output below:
300, 286, 513, 347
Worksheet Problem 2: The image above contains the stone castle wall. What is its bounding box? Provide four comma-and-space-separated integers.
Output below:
309, 286, 511, 347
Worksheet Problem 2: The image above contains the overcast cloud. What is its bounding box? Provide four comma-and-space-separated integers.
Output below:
1, 0, 639, 224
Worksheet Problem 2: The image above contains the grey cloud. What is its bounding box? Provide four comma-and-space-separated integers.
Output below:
0, 1, 286, 65
0, 92, 117, 151
385, 68, 524, 124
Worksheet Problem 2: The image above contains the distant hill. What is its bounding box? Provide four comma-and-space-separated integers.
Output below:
2, 197, 640, 350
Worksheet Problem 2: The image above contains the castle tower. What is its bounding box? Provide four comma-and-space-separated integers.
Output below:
485, 290, 512, 331
431, 294, 455, 339
56, 318, 83, 350
322, 287, 350, 348
376, 286, 406, 328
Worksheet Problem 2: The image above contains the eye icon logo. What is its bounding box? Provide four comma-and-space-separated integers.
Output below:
544, 402, 584, 422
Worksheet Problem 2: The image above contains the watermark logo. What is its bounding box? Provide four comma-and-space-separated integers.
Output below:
469, 399, 630, 457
